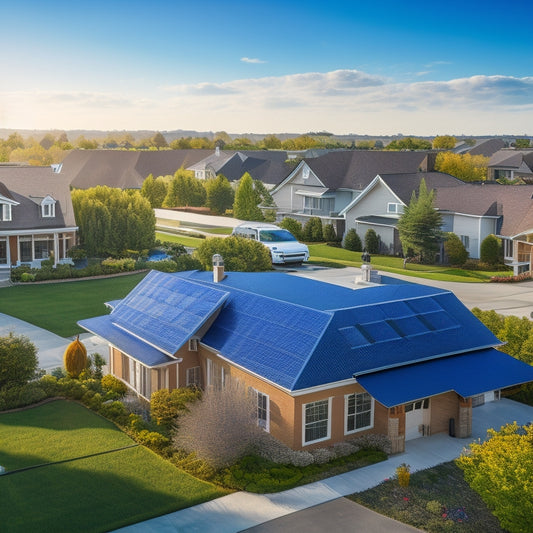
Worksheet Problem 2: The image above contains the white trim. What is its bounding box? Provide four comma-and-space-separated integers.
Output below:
0, 226, 78, 237
302, 397, 332, 446
344, 392, 374, 435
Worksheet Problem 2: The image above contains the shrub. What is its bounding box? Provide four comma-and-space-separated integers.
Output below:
63, 336, 88, 378
396, 463, 411, 487
480, 234, 501, 266
0, 333, 39, 389
0, 382, 47, 410
323, 223, 338, 243
150, 387, 200, 428
302, 217, 323, 242
173, 379, 263, 468
443, 232, 468, 266
136, 429, 171, 454
145, 259, 178, 272
20, 272, 36, 282
278, 217, 303, 240
173, 254, 202, 272
343, 228, 362, 252
364, 229, 380, 254
98, 400, 130, 426
101, 374, 128, 397
101, 257, 136, 273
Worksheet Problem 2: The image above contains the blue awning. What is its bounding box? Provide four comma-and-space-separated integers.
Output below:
357, 348, 533, 408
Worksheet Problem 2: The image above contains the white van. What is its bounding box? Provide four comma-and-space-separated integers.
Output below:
232, 223, 310, 264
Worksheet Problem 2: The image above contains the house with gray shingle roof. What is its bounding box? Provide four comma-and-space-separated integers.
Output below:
488, 148, 533, 183
271, 150, 436, 236
79, 268, 533, 453
0, 165, 77, 270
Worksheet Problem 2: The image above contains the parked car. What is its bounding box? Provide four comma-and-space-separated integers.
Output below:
232, 223, 310, 264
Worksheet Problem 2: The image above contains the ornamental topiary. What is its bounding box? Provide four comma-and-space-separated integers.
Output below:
63, 336, 87, 378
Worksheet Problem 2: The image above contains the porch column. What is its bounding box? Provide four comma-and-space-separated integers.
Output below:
457, 397, 472, 438
388, 405, 405, 454
53, 233, 59, 266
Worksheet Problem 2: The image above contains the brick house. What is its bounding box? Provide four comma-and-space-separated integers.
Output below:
79, 268, 533, 453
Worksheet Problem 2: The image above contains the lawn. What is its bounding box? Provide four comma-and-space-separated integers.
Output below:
350, 461, 503, 533
0, 272, 147, 337
0, 400, 227, 533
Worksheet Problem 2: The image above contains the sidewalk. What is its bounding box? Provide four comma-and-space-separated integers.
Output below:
115, 399, 533, 533
0, 313, 108, 370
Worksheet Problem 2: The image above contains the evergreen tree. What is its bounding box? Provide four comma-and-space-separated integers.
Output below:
397, 179, 443, 263
233, 173, 263, 221
443, 232, 468, 265
163, 169, 206, 208
364, 228, 380, 254
278, 217, 303, 240
344, 228, 362, 251
303, 217, 323, 242
141, 174, 168, 208
480, 234, 501, 265
205, 174, 234, 215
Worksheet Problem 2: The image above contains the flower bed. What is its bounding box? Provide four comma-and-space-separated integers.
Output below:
490, 272, 531, 282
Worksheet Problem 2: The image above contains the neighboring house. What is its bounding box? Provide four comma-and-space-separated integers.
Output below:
0, 164, 77, 270
453, 138, 506, 157
187, 148, 296, 189
60, 149, 213, 189
79, 268, 533, 453
271, 150, 436, 235
488, 148, 533, 183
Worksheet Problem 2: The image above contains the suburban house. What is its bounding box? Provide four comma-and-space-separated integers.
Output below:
59, 149, 213, 189
453, 138, 506, 157
271, 150, 436, 236
487, 148, 533, 183
187, 148, 295, 189
339, 173, 533, 265
78, 267, 533, 453
0, 164, 77, 271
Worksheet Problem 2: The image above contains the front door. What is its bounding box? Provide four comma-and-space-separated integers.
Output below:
405, 398, 430, 440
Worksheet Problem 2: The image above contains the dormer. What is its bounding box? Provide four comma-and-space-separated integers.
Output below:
0, 184, 19, 222
41, 195, 56, 218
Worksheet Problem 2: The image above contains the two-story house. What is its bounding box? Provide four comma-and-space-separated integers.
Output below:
0, 164, 78, 271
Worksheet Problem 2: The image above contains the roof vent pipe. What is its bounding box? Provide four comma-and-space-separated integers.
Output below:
212, 254, 226, 283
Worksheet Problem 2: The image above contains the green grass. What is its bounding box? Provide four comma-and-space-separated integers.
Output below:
0, 400, 227, 533
0, 272, 147, 337
350, 461, 503, 532
156, 231, 206, 248
308, 244, 507, 283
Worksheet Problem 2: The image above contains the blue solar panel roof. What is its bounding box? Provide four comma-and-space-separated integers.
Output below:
357, 348, 533, 407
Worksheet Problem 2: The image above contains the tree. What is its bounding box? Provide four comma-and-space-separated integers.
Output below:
457, 423, 533, 533
397, 179, 443, 263
432, 135, 456, 149
260, 134, 282, 150
364, 228, 380, 254
384, 137, 432, 150
194, 236, 271, 272
163, 169, 206, 208
151, 132, 168, 149
0, 333, 39, 389
443, 232, 468, 265
173, 379, 263, 468
323, 223, 338, 243
302, 217, 323, 242
344, 228, 362, 252
514, 138, 530, 149
233, 173, 263, 221
278, 217, 303, 240
140, 174, 168, 208
480, 234, 501, 265
205, 174, 234, 215
63, 336, 87, 378
435, 152, 489, 181
150, 387, 200, 428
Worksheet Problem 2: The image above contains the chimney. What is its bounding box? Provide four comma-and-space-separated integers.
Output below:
212, 254, 226, 283
215, 146, 220, 157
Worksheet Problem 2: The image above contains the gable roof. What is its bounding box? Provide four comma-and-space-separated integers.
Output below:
61, 149, 213, 189
0, 165, 76, 230
303, 150, 432, 191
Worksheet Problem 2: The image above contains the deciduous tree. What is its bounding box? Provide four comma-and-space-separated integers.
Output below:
432, 135, 456, 149
205, 174, 234, 215
0, 333, 39, 389
435, 152, 489, 181
233, 173, 263, 221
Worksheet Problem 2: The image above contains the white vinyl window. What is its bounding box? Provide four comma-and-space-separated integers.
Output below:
387, 202, 403, 214
249, 388, 270, 431
345, 392, 373, 434
303, 398, 331, 445
1, 203, 12, 221
41, 198, 56, 218
186, 366, 201, 387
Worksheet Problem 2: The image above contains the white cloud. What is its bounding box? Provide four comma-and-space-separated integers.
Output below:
241, 57, 266, 64
2, 70, 533, 135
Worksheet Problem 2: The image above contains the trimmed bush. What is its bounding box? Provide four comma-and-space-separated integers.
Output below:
63, 336, 88, 378
303, 217, 323, 242
278, 217, 303, 240
101, 374, 128, 397
443, 232, 468, 266
364, 229, 380, 254
480, 234, 501, 266
343, 229, 362, 252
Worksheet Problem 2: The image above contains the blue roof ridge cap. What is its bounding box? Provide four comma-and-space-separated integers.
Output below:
353, 343, 501, 378
323, 288, 453, 313
289, 312, 336, 390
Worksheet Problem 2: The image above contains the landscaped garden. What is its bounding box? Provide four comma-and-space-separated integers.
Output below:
0, 400, 227, 533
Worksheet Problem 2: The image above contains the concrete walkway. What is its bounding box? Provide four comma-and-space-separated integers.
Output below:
115, 398, 533, 532
0, 312, 108, 371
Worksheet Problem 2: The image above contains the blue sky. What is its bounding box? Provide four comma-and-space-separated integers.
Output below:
1, 0, 532, 135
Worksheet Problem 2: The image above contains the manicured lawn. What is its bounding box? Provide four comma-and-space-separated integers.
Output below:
0, 400, 227, 533
308, 244, 507, 283
350, 461, 503, 532
0, 272, 147, 337
156, 231, 206, 248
